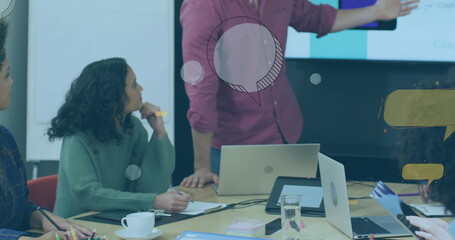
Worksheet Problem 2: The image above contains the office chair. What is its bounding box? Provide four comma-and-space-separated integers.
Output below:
27, 174, 58, 211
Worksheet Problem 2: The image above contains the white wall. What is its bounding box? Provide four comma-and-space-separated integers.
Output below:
1, 1, 174, 179
27, 1, 174, 163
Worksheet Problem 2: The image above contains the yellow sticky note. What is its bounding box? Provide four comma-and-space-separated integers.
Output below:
155, 111, 168, 117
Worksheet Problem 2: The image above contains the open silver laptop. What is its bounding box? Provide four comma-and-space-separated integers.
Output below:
318, 153, 411, 239
215, 144, 320, 195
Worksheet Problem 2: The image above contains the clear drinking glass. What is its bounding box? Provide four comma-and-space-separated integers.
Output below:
281, 194, 304, 240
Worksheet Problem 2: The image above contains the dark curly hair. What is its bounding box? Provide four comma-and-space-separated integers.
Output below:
393, 79, 455, 216
0, 20, 8, 67
431, 156, 455, 215
47, 57, 133, 142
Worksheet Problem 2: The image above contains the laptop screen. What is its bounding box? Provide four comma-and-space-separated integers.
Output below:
370, 181, 419, 234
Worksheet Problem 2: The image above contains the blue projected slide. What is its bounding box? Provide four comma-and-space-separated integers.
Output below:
285, 0, 455, 62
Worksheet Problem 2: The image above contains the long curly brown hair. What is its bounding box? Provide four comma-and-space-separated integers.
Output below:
47, 58, 133, 142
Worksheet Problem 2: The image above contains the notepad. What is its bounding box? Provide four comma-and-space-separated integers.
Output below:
410, 204, 452, 217
177, 231, 268, 240
180, 201, 228, 215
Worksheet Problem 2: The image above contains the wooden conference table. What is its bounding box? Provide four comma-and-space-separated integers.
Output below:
70, 182, 427, 240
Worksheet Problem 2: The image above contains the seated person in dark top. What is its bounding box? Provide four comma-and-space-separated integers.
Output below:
0, 20, 91, 240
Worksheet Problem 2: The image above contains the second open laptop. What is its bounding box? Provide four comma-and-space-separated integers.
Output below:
215, 144, 320, 195
318, 153, 412, 239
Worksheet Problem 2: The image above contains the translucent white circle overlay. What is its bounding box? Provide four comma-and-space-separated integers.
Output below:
0, 0, 15, 18
181, 60, 205, 85
310, 73, 322, 85
213, 23, 282, 93
125, 164, 142, 181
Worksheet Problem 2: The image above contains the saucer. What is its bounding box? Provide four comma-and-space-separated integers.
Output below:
114, 228, 163, 240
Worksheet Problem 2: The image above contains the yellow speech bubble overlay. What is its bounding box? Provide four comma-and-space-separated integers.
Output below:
402, 163, 444, 185
444, 126, 455, 141
383, 89, 455, 141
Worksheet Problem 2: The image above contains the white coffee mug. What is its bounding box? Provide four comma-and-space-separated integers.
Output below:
121, 212, 155, 236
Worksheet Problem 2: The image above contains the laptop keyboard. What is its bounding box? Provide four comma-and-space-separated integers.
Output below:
352, 217, 390, 235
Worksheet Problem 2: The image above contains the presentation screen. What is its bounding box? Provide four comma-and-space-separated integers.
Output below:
285, 0, 455, 62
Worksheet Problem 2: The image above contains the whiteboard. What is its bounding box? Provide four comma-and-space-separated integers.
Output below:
27, 0, 174, 161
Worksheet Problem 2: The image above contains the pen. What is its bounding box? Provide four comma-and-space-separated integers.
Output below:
155, 212, 172, 217
70, 226, 78, 240
204, 205, 225, 214
88, 228, 96, 240
37, 207, 63, 231
397, 193, 420, 197
139, 105, 168, 117
169, 185, 194, 202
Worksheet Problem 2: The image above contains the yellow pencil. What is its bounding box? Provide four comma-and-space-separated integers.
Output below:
70, 226, 78, 240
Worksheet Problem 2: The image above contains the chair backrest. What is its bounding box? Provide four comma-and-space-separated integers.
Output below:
27, 174, 58, 211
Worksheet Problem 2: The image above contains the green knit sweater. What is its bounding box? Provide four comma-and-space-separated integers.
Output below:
54, 116, 175, 218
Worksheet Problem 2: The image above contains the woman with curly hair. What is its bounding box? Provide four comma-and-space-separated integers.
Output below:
48, 58, 190, 218
0, 20, 90, 240
392, 79, 455, 239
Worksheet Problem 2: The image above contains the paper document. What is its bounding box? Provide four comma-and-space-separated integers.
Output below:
410, 204, 452, 217
181, 201, 228, 215
278, 185, 323, 208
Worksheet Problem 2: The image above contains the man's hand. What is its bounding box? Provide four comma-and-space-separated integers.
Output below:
180, 168, 219, 188
374, 0, 419, 20
331, 0, 419, 32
